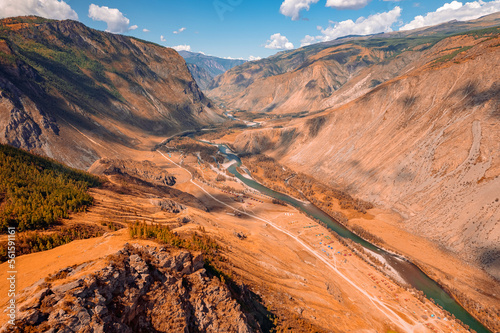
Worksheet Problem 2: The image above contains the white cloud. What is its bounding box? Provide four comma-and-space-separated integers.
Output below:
248, 55, 262, 61
325, 0, 371, 10
173, 27, 186, 34
280, 0, 319, 21
264, 33, 294, 50
143, 28, 150, 32
88, 4, 135, 34
0, 0, 78, 20
129, 25, 138, 30
172, 44, 191, 51
300, 35, 316, 47
401, 0, 500, 31
316, 7, 401, 42
160, 35, 167, 42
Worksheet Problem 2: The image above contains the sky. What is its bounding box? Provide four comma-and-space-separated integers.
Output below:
1, 0, 500, 60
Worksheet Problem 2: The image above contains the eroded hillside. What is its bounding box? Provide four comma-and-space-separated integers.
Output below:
232, 30, 500, 279
0, 16, 221, 169
208, 13, 500, 115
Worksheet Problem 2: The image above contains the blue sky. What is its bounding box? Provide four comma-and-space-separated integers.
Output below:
2, 0, 500, 59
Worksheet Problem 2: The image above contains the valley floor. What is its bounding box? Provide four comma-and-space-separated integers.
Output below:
1, 148, 498, 332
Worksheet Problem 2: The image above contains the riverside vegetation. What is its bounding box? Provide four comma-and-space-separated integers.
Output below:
242, 155, 373, 213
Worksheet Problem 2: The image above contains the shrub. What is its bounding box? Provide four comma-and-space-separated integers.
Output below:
129, 222, 219, 254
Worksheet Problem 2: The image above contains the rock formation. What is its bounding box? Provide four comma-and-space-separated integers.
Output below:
89, 158, 177, 187
10, 244, 254, 332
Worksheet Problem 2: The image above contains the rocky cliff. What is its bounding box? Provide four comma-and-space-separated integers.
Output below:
9, 244, 254, 333
0, 17, 222, 169
179, 51, 246, 91
187, 63, 215, 91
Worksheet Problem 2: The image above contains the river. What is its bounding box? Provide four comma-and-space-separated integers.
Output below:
214, 144, 491, 333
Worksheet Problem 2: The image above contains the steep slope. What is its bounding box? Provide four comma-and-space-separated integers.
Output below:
208, 13, 500, 114
186, 63, 214, 91
0, 16, 222, 169
179, 50, 246, 90
232, 30, 500, 278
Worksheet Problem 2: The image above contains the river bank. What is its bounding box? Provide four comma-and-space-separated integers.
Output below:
213, 144, 495, 333
155, 146, 475, 332
158, 133, 498, 332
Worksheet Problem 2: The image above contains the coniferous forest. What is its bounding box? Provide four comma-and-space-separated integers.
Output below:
0, 144, 100, 232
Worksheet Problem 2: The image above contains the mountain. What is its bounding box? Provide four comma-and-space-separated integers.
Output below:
208, 12, 500, 114
179, 50, 246, 90
185, 63, 214, 91
0, 16, 222, 169
1, 14, 499, 333
231, 22, 500, 278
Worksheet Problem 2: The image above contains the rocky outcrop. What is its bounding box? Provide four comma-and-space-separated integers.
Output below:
89, 157, 210, 213
89, 158, 177, 187
9, 244, 253, 333
155, 198, 186, 213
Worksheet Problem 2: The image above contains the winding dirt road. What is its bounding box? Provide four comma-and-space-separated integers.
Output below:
157, 150, 430, 332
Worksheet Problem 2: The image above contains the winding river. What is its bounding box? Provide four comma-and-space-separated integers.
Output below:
215, 144, 491, 333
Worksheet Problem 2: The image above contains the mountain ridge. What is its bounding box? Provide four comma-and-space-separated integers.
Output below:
179, 50, 246, 90
208, 12, 500, 114
0, 16, 222, 169
230, 28, 500, 279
